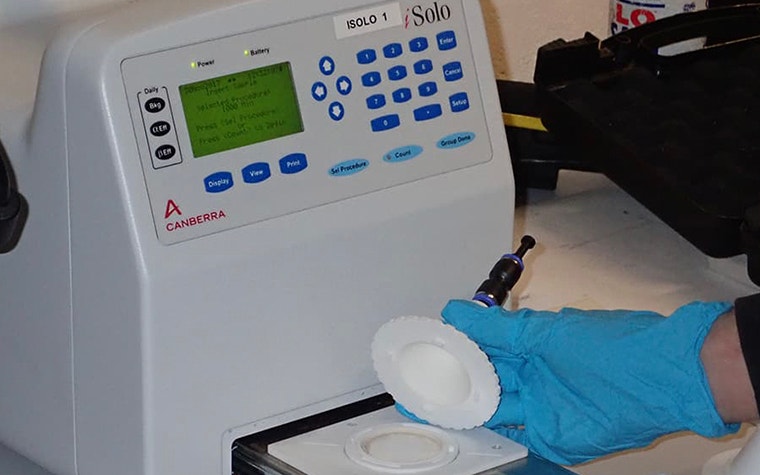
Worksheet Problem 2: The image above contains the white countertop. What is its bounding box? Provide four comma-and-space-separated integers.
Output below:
513, 170, 758, 475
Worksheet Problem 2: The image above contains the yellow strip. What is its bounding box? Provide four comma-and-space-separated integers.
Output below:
502, 112, 547, 132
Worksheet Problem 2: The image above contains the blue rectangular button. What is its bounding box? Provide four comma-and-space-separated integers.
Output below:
443, 61, 463, 82
413, 104, 442, 121
436, 31, 457, 50
371, 114, 401, 132
449, 92, 470, 112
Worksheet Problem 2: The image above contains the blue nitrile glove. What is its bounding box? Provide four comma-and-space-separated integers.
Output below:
437, 300, 740, 465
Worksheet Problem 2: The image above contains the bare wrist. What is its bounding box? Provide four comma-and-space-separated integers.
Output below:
701, 311, 759, 423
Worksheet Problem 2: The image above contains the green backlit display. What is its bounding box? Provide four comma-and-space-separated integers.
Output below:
179, 62, 304, 158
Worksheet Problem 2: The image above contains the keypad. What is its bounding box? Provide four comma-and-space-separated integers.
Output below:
309, 29, 471, 132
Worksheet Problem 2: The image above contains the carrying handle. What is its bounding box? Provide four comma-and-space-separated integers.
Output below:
601, 5, 760, 68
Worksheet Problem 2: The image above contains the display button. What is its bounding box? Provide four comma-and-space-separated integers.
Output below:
437, 31, 457, 51
392, 88, 412, 103
311, 81, 328, 101
155, 144, 177, 161
144, 97, 166, 114
361, 71, 382, 87
279, 153, 308, 174
413, 59, 434, 75
384, 145, 423, 163
443, 61, 463, 82
409, 37, 429, 52
413, 104, 442, 121
418, 81, 438, 97
383, 43, 403, 58
328, 159, 370, 177
367, 94, 386, 110
357, 49, 377, 64
371, 114, 400, 132
319, 56, 336, 75
204, 171, 234, 193
328, 101, 345, 121
336, 76, 353, 95
149, 121, 171, 137
242, 162, 271, 184
450, 92, 470, 112
388, 65, 407, 81
438, 131, 475, 149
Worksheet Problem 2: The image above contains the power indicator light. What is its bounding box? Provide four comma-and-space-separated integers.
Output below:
191, 62, 197, 69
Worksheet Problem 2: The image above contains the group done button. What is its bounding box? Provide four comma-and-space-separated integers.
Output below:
204, 171, 234, 193
438, 132, 475, 149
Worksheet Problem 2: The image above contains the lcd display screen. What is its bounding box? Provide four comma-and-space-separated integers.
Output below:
179, 62, 304, 157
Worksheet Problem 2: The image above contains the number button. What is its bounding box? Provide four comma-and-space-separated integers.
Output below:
388, 65, 407, 81
367, 94, 387, 110
383, 43, 403, 59
409, 37, 429, 52
371, 114, 401, 132
418, 81, 438, 97
361, 71, 382, 87
413, 59, 434, 75
357, 49, 377, 64
392, 88, 412, 103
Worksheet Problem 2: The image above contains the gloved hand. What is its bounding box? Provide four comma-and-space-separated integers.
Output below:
435, 300, 739, 465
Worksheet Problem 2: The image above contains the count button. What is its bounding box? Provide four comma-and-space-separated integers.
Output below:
204, 171, 234, 193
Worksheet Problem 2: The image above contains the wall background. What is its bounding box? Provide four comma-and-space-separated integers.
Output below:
482, 0, 608, 81
0, 0, 609, 82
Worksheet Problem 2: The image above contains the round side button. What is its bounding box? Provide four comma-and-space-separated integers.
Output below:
319, 56, 336, 76
144, 97, 166, 114
155, 144, 176, 161
150, 121, 172, 137
311, 81, 328, 101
